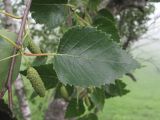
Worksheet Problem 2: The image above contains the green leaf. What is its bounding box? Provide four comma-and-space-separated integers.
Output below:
88, 0, 100, 11
30, 0, 68, 28
0, 29, 21, 90
93, 10, 120, 42
90, 88, 105, 110
53, 27, 140, 87
65, 98, 85, 118
104, 79, 130, 98
78, 113, 98, 120
21, 64, 58, 90
97, 9, 115, 22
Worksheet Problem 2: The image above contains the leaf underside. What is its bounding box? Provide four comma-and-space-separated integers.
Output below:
30, 0, 68, 28
53, 27, 140, 87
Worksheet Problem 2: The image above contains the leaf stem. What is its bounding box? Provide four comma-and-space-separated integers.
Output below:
0, 53, 20, 62
0, 34, 21, 49
24, 52, 56, 56
0, 10, 22, 19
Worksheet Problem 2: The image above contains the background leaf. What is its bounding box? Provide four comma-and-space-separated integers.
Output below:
30, 0, 68, 28
53, 27, 140, 87
93, 9, 120, 42
0, 29, 21, 90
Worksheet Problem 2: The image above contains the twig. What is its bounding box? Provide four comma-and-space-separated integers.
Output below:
5, 0, 32, 109
24, 52, 56, 56
0, 10, 22, 19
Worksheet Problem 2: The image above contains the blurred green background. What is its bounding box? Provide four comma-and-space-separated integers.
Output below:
98, 38, 160, 120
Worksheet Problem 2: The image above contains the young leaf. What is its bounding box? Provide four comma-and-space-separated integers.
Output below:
65, 98, 85, 118
30, 0, 68, 28
90, 88, 105, 110
93, 9, 120, 42
0, 29, 21, 90
53, 27, 140, 87
97, 9, 115, 22
104, 79, 130, 98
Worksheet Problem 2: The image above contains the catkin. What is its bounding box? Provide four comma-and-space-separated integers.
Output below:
27, 40, 42, 54
27, 67, 45, 97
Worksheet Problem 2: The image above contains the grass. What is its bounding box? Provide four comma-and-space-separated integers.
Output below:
98, 63, 160, 120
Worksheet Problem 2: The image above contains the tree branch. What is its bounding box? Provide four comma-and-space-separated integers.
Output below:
5, 0, 32, 109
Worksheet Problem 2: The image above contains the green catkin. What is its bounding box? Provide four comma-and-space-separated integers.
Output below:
27, 67, 45, 97
60, 85, 69, 99
27, 39, 42, 54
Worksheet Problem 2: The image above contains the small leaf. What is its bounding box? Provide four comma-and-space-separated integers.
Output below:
97, 9, 115, 22
88, 0, 100, 11
53, 27, 140, 87
21, 64, 58, 90
93, 10, 120, 42
104, 79, 130, 98
78, 113, 98, 120
0, 29, 21, 90
65, 98, 85, 118
30, 0, 68, 28
90, 88, 105, 110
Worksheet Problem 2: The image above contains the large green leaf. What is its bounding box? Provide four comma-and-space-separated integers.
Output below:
0, 30, 21, 90
53, 27, 140, 87
30, 0, 68, 28
21, 64, 58, 90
